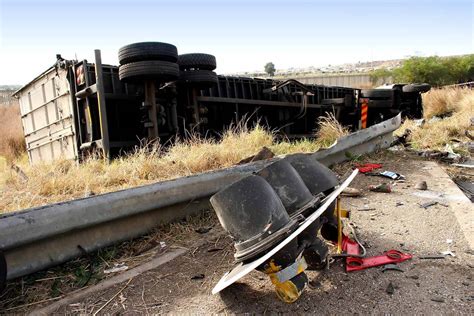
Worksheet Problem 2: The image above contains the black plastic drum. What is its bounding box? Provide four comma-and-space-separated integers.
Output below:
286, 154, 339, 195
256, 160, 314, 217
210, 175, 296, 261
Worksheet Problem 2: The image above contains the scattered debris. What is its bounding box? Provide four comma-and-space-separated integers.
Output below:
104, 263, 129, 274
160, 241, 167, 249
357, 163, 382, 173
84, 190, 96, 198
386, 282, 395, 295
207, 247, 223, 253
369, 183, 392, 193
454, 179, 474, 202
396, 202, 404, 207
392, 128, 412, 145
308, 279, 322, 288
357, 207, 376, 211
413, 119, 424, 127
419, 149, 461, 163
10, 164, 28, 182
379, 171, 405, 180
341, 187, 362, 197
419, 255, 446, 259
441, 250, 456, 257
466, 130, 474, 140
381, 264, 404, 273
191, 273, 205, 280
195, 227, 212, 234
415, 181, 428, 190
467, 142, 474, 153
431, 296, 445, 303
419, 201, 438, 209
452, 159, 474, 169
388, 145, 404, 152
408, 275, 419, 280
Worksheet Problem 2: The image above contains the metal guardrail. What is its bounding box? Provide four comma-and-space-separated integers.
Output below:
443, 81, 474, 89
0, 114, 401, 280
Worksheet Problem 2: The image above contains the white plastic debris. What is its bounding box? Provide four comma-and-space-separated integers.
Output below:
160, 241, 167, 249
441, 250, 456, 257
104, 262, 129, 274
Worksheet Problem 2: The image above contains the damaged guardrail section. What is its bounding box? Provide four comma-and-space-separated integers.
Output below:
0, 114, 401, 281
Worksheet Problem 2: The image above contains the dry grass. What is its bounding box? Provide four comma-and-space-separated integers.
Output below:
396, 87, 474, 151
314, 112, 350, 147
422, 87, 471, 119
0, 113, 347, 213
0, 102, 26, 161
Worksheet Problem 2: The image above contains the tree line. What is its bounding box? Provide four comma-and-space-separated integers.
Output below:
370, 55, 474, 86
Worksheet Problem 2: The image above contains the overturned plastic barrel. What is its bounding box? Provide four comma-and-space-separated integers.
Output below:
287, 154, 340, 243
256, 160, 314, 217
286, 154, 339, 195
210, 175, 308, 303
210, 175, 296, 262
256, 159, 328, 270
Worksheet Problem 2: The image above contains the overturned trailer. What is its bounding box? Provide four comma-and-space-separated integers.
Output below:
13, 42, 428, 164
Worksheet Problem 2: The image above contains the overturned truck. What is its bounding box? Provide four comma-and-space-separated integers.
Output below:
13, 42, 429, 164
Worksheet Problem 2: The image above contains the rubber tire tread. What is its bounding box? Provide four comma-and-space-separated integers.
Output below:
402, 83, 431, 93
119, 61, 179, 82
178, 53, 217, 70
179, 70, 218, 85
118, 42, 178, 64
360, 89, 393, 98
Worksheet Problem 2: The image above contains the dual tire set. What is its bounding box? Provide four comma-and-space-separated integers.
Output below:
118, 42, 217, 86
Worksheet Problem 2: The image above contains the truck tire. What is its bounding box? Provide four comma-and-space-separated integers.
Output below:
402, 83, 431, 93
119, 61, 179, 82
118, 42, 178, 64
360, 89, 393, 98
178, 53, 217, 70
179, 70, 218, 87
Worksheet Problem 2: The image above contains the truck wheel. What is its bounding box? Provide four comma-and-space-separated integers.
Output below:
360, 89, 393, 98
178, 53, 217, 70
402, 83, 431, 93
118, 42, 178, 64
119, 60, 179, 82
179, 70, 218, 87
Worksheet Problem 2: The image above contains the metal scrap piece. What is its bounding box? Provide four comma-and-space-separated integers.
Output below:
381, 264, 404, 273
419, 255, 446, 259
419, 201, 438, 209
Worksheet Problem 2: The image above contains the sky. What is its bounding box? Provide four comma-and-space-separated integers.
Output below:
0, 0, 472, 85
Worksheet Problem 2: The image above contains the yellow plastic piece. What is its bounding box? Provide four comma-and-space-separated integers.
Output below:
336, 197, 343, 254
263, 259, 305, 303
340, 209, 350, 218
274, 280, 302, 303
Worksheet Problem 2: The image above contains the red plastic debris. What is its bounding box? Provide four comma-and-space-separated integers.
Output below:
356, 163, 382, 173
341, 235, 412, 272
346, 250, 412, 272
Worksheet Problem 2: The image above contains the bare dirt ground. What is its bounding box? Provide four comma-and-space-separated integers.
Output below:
6, 151, 474, 314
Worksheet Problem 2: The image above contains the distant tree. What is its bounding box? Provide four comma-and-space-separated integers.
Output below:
369, 68, 393, 85
264, 62, 276, 77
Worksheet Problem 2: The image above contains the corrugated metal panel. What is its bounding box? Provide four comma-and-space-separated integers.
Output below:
17, 67, 78, 164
